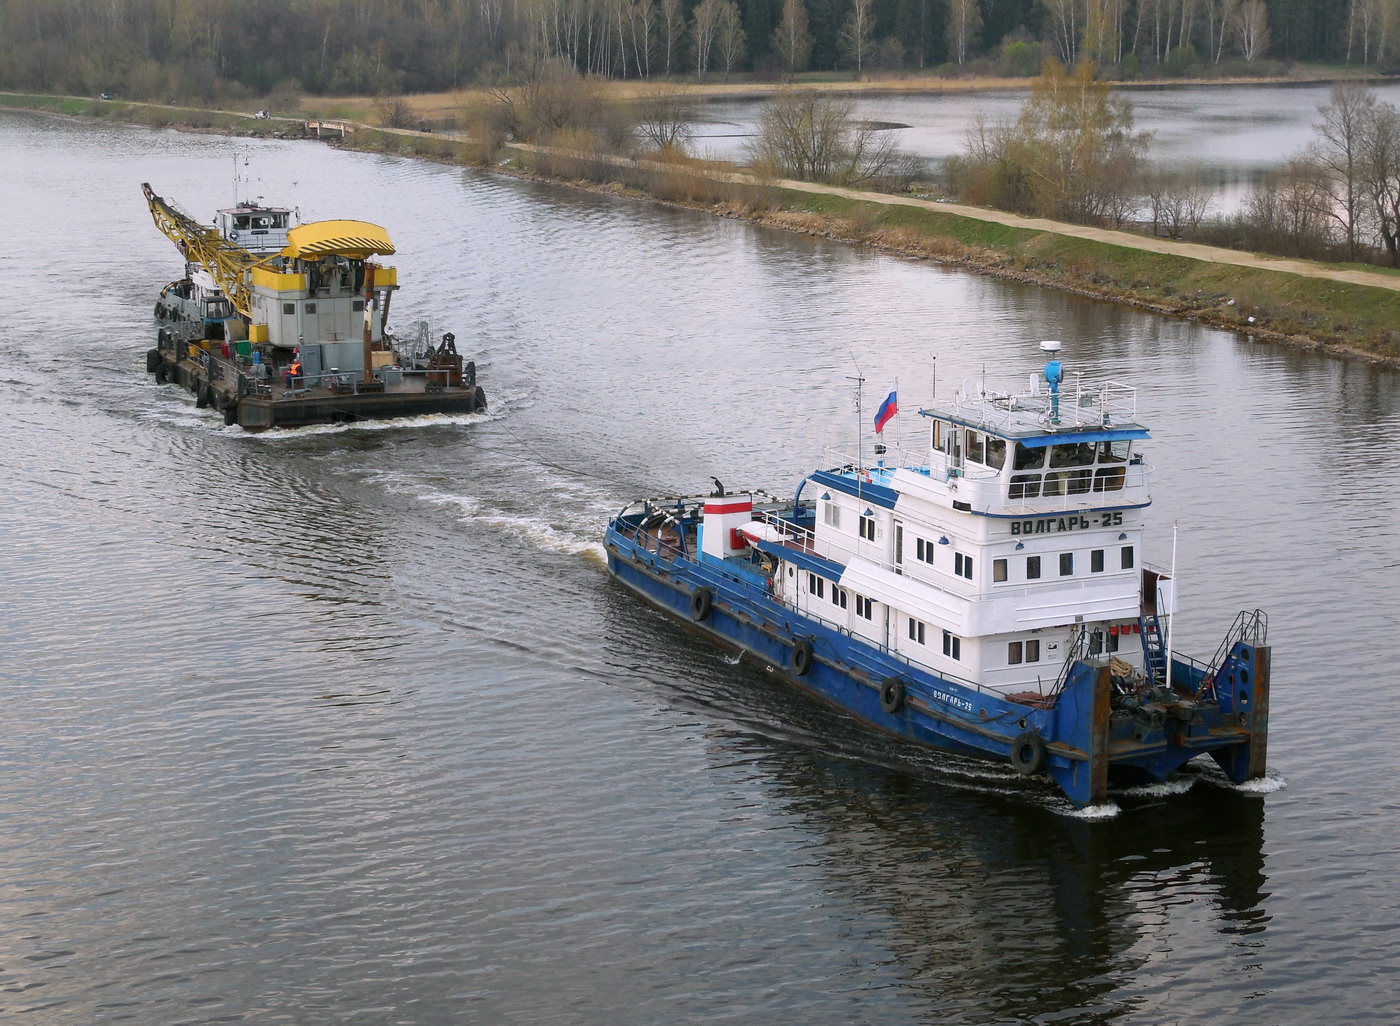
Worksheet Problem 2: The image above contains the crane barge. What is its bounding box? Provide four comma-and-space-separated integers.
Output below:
143, 183, 486, 429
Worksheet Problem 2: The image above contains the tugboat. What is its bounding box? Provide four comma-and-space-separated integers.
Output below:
143, 183, 486, 429
603, 344, 1270, 808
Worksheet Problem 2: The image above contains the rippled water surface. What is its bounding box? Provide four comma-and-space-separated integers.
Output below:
3, 111, 1399, 1024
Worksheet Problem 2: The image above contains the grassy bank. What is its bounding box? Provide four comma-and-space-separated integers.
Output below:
353, 129, 1400, 364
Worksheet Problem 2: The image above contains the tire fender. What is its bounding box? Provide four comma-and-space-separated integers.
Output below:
879, 677, 906, 714
1010, 730, 1047, 776
791, 638, 814, 676
689, 587, 713, 622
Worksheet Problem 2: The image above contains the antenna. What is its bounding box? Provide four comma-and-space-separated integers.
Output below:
847, 351, 865, 501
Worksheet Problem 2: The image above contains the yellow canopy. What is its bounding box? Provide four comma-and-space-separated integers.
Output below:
282, 220, 396, 260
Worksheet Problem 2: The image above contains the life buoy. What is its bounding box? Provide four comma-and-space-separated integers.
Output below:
690, 587, 713, 622
791, 638, 814, 676
1009, 730, 1047, 776
879, 678, 905, 714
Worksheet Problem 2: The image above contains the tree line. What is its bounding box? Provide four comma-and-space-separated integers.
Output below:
0, 0, 1394, 102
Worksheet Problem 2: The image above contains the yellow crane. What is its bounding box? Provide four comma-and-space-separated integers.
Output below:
142, 182, 262, 319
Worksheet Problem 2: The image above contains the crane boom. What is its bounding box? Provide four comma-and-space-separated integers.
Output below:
142, 182, 262, 319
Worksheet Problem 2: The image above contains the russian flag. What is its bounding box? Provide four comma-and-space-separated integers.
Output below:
873, 390, 898, 433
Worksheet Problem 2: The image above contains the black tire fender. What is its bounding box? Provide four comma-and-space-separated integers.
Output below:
1010, 730, 1047, 776
223, 404, 238, 426
154, 362, 170, 385
689, 587, 712, 622
196, 385, 210, 408
146, 348, 161, 372
879, 677, 906, 714
791, 638, 814, 676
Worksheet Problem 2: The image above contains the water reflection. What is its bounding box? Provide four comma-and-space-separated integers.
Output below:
723, 738, 1269, 1024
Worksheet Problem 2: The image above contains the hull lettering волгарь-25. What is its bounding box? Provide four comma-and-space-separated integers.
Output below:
604, 344, 1269, 808
143, 183, 485, 430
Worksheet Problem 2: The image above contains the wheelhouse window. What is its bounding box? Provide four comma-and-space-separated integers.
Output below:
855, 595, 874, 620
985, 436, 1006, 470
966, 430, 985, 464
1091, 549, 1105, 573
943, 631, 961, 659
1026, 639, 1040, 661
1121, 546, 1135, 569
859, 515, 876, 542
908, 618, 926, 645
1060, 552, 1074, 576
954, 552, 973, 580
823, 502, 840, 528
1027, 555, 1041, 579
993, 558, 1007, 583
1008, 641, 1023, 665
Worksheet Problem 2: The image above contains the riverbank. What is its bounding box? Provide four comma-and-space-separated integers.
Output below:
371, 128, 1400, 366
8, 90, 1398, 365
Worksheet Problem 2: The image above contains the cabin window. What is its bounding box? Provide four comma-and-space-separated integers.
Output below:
1107, 630, 1120, 653
955, 553, 973, 580
833, 587, 847, 609
993, 558, 1007, 583
908, 618, 926, 645
985, 437, 1006, 470
1010, 475, 1041, 500
1026, 640, 1040, 661
304, 303, 317, 314
966, 430, 985, 464
808, 573, 825, 598
283, 303, 295, 315
1089, 630, 1103, 655
1060, 552, 1074, 576
1008, 641, 1023, 665
1098, 440, 1130, 463
916, 538, 935, 564
1027, 556, 1041, 580
1121, 546, 1135, 569
943, 631, 961, 660
859, 516, 876, 542
855, 595, 873, 620
824, 502, 840, 528
352, 300, 365, 313
1093, 466, 1127, 492
1014, 443, 1045, 470
1091, 549, 1105, 573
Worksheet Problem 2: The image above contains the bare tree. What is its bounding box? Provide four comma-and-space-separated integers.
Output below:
948, 0, 982, 64
1361, 101, 1400, 265
635, 81, 695, 153
1143, 165, 1213, 237
1230, 0, 1270, 62
715, 0, 746, 80
746, 90, 921, 187
838, 0, 876, 77
659, 0, 685, 74
1311, 81, 1379, 261
1042, 0, 1080, 64
691, 0, 722, 79
771, 0, 814, 79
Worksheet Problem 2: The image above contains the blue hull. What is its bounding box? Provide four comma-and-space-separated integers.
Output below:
604, 521, 1269, 808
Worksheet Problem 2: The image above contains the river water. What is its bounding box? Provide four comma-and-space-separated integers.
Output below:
3, 111, 1399, 1024
693, 80, 1400, 212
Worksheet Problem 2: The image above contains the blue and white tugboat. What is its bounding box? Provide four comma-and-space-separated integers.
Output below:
604, 344, 1270, 807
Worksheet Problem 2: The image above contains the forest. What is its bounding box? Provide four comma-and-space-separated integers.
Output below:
0, 0, 1391, 102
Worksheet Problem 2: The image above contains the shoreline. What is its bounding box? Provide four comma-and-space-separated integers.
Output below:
6, 94, 1398, 368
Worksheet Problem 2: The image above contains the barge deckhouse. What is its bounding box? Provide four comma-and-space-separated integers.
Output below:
604, 345, 1269, 807
143, 183, 485, 429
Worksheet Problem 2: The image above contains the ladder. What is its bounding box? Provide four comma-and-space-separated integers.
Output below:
1140, 613, 1168, 685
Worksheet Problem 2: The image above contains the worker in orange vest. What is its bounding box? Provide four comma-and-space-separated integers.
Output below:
286, 353, 303, 387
